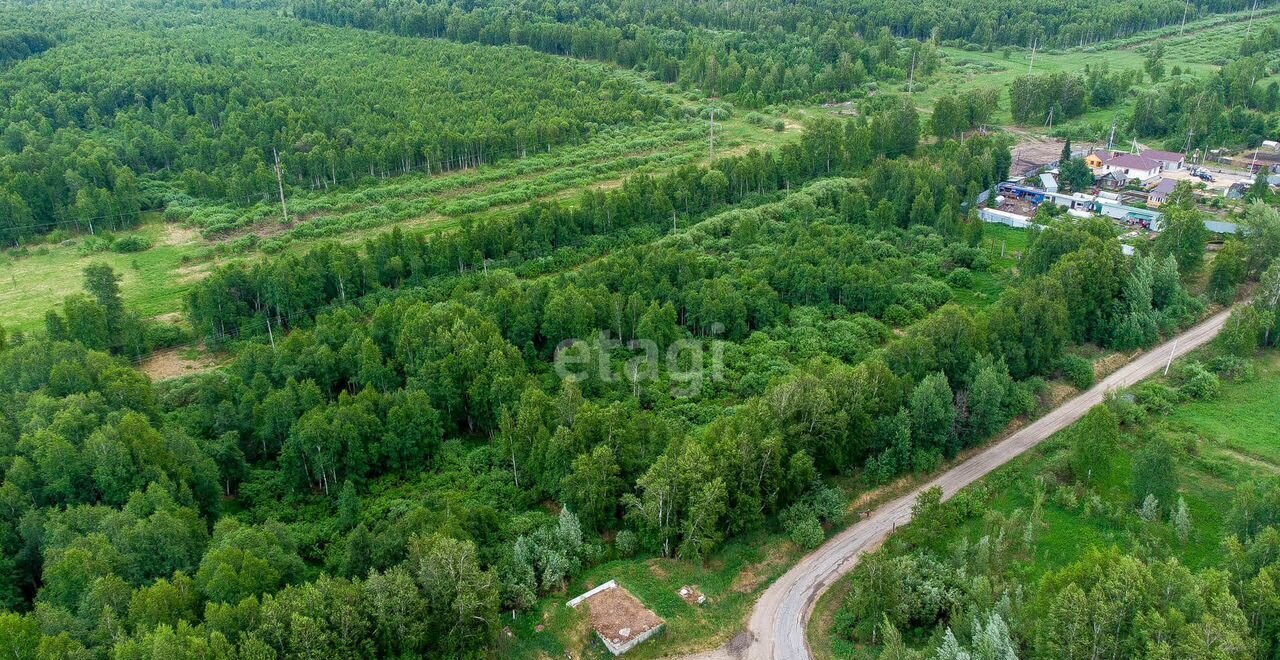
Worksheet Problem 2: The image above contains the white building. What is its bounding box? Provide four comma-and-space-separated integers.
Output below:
978, 207, 1035, 228
1101, 153, 1162, 182
1141, 149, 1186, 171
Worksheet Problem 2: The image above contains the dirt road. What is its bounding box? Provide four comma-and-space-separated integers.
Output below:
688, 306, 1236, 660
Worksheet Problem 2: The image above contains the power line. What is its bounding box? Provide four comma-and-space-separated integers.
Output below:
0, 208, 157, 236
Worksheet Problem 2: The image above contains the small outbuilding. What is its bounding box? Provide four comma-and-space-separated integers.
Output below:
1039, 173, 1059, 194
1148, 178, 1178, 207
1098, 171, 1129, 190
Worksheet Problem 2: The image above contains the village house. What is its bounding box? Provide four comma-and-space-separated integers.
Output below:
1084, 152, 1105, 169
1148, 178, 1177, 207
1098, 171, 1129, 190
1100, 153, 1163, 183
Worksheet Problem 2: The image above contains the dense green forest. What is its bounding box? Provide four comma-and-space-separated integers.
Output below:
4, 95, 1261, 654
4, 0, 1276, 248
1129, 54, 1279, 150
0, 3, 670, 243
1, 0, 1279, 657
278, 0, 1255, 69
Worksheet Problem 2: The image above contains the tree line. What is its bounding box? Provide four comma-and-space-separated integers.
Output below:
1009, 64, 1140, 126
1131, 54, 1279, 150
184, 102, 940, 340
272, 0, 1253, 64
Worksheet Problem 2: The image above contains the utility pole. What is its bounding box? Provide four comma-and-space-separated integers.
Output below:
1028, 37, 1037, 74
266, 316, 276, 352
1180, 0, 1191, 34
1107, 120, 1117, 152
708, 107, 721, 161
273, 148, 290, 225
1183, 93, 1204, 154
1247, 0, 1260, 37
908, 50, 917, 94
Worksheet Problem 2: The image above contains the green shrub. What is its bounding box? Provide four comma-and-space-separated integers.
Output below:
1207, 355, 1255, 381
614, 530, 637, 558
145, 321, 191, 349
787, 514, 824, 549
231, 235, 259, 253
1177, 361, 1221, 400
1132, 382, 1182, 414
112, 235, 153, 253
883, 304, 913, 327
1013, 378, 1048, 416
1058, 355, 1095, 390
912, 449, 943, 474
77, 236, 111, 255
946, 267, 973, 289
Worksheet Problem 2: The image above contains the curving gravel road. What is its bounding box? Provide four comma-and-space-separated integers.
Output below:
687, 306, 1236, 660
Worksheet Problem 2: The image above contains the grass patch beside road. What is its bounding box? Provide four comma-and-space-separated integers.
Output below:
1168, 352, 1280, 464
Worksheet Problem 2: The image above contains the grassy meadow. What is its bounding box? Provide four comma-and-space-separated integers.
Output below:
0, 214, 202, 333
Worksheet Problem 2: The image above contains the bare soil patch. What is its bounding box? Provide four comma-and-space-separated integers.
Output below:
1012, 137, 1065, 177
139, 346, 223, 381
678, 585, 707, 605
151, 311, 183, 324
1218, 448, 1280, 475
1045, 382, 1078, 408
212, 216, 297, 244
161, 224, 202, 247
584, 585, 664, 649
175, 262, 213, 284
1095, 349, 1141, 380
